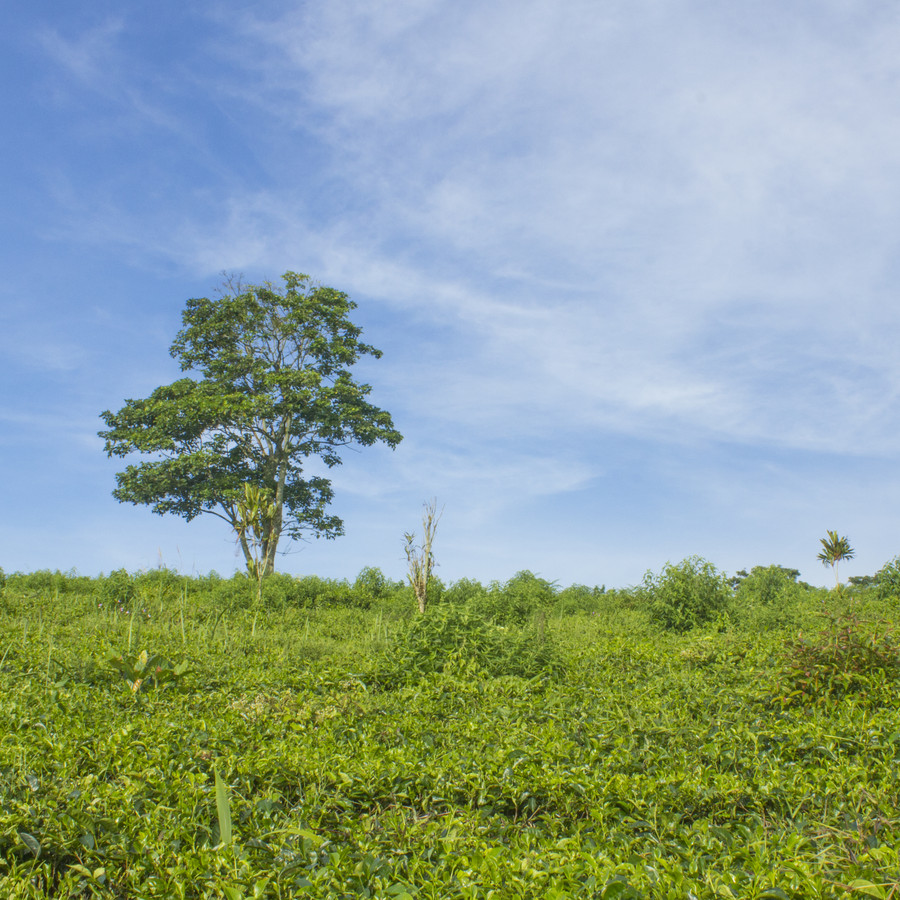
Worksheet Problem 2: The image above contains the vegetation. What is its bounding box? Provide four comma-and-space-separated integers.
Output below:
817, 531, 855, 590
98, 272, 402, 574
403, 500, 443, 614
0, 562, 899, 897
639, 556, 730, 632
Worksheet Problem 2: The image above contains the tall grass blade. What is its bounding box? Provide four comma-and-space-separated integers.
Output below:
214, 764, 233, 847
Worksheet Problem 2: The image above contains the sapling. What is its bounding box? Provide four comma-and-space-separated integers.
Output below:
404, 499, 443, 613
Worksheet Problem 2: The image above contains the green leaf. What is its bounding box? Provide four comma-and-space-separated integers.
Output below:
847, 880, 887, 899
18, 832, 40, 858
214, 764, 233, 847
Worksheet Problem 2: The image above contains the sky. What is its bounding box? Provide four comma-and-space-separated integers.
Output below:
2, 0, 900, 589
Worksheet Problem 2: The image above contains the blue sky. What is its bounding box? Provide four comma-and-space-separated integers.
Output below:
2, 0, 899, 588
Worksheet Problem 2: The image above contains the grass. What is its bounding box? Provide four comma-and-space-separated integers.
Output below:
0, 571, 898, 898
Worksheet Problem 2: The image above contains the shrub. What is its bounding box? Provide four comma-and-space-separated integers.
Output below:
7, 569, 93, 596
777, 612, 900, 705
133, 567, 184, 601
381, 604, 564, 684
100, 569, 136, 608
195, 572, 373, 610
641, 556, 730, 632
874, 556, 900, 602
554, 583, 605, 616
443, 577, 487, 605
352, 566, 393, 602
731, 564, 803, 631
475, 570, 556, 625
273, 574, 360, 609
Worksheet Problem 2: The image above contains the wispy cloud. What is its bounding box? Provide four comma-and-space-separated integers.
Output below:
31, 2, 900, 474
37, 17, 125, 85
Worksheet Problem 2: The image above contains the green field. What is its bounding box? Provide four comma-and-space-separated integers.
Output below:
0, 566, 898, 898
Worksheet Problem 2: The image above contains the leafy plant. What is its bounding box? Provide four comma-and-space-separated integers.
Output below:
213, 765, 233, 848
99, 569, 136, 609
353, 566, 394, 603
105, 648, 190, 694
641, 556, 730, 632
382, 603, 563, 683
474, 570, 557, 626
817, 530, 855, 590
777, 612, 900, 704
4, 569, 900, 895
874, 555, 900, 602
443, 577, 486, 605
730, 564, 804, 631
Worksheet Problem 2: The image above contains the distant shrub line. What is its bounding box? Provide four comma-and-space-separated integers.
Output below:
3, 554, 899, 626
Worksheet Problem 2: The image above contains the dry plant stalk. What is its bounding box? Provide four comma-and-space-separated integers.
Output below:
404, 499, 443, 613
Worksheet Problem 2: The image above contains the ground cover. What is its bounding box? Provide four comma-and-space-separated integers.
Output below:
0, 571, 898, 898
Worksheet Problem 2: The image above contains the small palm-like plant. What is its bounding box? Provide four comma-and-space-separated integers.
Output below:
817, 530, 854, 590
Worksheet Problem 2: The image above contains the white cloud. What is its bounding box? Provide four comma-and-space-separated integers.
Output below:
35, 1, 900, 460
37, 18, 125, 85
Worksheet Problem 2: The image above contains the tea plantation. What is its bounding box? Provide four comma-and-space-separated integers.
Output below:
0, 564, 898, 898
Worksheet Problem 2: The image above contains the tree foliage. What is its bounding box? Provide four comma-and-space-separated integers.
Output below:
99, 272, 402, 573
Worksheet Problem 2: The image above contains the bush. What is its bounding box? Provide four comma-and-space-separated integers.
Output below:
554, 583, 605, 616
7, 569, 94, 596
380, 604, 563, 684
133, 567, 184, 601
731, 564, 803, 631
194, 572, 374, 610
475, 570, 556, 625
100, 569, 136, 608
352, 566, 393, 603
777, 612, 900, 705
641, 557, 730, 632
443, 577, 487, 605
874, 556, 900, 602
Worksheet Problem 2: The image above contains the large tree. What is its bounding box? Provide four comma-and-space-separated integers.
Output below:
99, 272, 402, 573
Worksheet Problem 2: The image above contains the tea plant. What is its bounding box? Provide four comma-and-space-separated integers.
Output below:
777, 611, 900, 705
1, 571, 900, 897
380, 602, 563, 684
730, 564, 807, 631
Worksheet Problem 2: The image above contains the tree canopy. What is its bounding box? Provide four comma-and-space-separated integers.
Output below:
99, 272, 402, 573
